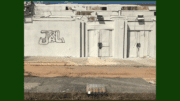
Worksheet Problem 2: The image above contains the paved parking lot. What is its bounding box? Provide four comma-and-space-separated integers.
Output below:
24, 77, 156, 93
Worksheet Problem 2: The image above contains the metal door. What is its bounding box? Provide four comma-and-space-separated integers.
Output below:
88, 30, 112, 57
98, 30, 112, 57
129, 30, 150, 58
129, 31, 138, 58
139, 31, 150, 58
88, 30, 99, 57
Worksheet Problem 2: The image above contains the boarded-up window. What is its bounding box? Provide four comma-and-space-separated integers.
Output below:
88, 17, 95, 21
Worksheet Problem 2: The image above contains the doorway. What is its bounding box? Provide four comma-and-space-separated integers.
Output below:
88, 29, 112, 57
128, 30, 150, 58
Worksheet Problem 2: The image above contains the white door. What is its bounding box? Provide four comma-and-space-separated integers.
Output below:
129, 31, 138, 58
129, 30, 149, 58
139, 31, 150, 58
88, 30, 98, 57
88, 30, 112, 57
98, 30, 112, 57
139, 31, 144, 57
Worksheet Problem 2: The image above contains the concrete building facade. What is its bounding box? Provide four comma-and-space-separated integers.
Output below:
24, 2, 156, 59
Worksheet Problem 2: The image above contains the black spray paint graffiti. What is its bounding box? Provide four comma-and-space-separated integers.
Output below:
39, 30, 65, 45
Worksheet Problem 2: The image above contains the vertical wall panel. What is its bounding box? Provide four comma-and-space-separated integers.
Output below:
143, 31, 149, 57
88, 30, 98, 57
139, 31, 144, 57
129, 31, 137, 58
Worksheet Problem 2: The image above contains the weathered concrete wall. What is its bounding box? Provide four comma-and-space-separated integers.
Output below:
127, 22, 154, 30
24, 21, 80, 57
85, 21, 115, 57
148, 21, 156, 58
113, 19, 125, 59
127, 21, 156, 58
24, 3, 156, 59
121, 11, 154, 17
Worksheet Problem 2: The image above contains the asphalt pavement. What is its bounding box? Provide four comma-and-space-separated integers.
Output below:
24, 77, 156, 93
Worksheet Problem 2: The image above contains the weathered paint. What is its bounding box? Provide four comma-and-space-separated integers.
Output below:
24, 2, 156, 59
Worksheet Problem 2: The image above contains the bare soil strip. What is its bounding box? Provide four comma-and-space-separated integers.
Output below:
24, 65, 156, 83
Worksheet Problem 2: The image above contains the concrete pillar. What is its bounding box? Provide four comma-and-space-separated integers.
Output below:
114, 19, 120, 58
123, 18, 127, 58
82, 21, 84, 57
80, 22, 82, 57
148, 20, 156, 58
84, 22, 86, 57
80, 21, 85, 57
154, 20, 156, 58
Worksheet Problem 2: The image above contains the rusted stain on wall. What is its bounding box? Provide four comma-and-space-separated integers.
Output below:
76, 11, 93, 15
121, 6, 149, 10
88, 17, 95, 21
87, 6, 107, 10
138, 6, 149, 10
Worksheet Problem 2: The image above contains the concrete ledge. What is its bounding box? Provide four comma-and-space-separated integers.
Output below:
24, 63, 80, 66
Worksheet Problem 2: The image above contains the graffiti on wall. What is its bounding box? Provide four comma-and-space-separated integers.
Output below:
39, 30, 65, 45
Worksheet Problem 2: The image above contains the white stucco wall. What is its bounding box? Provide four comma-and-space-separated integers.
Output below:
24, 4, 156, 59
148, 20, 156, 58
112, 18, 125, 59
121, 11, 154, 17
127, 21, 156, 58
24, 21, 80, 57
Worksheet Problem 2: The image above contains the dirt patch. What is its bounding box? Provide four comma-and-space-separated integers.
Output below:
24, 60, 79, 66
143, 78, 156, 84
85, 57, 118, 65
24, 92, 156, 100
24, 64, 156, 79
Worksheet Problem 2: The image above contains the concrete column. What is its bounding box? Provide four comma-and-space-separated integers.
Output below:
82, 21, 84, 57
114, 19, 119, 58
84, 22, 86, 57
123, 18, 127, 58
154, 20, 156, 58
148, 20, 156, 58
80, 22, 82, 57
